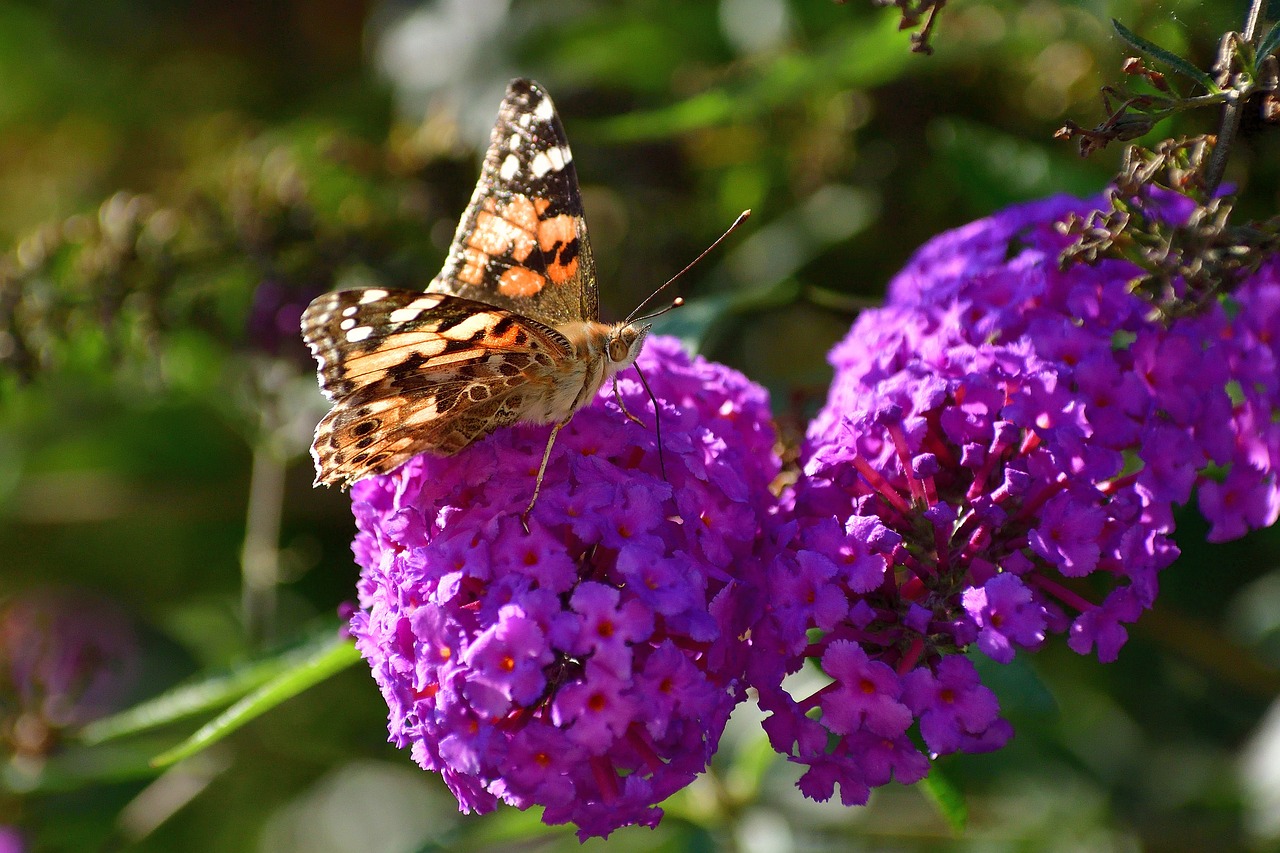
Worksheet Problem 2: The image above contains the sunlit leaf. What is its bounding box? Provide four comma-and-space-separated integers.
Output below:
148, 632, 360, 768
80, 625, 350, 745
918, 767, 967, 834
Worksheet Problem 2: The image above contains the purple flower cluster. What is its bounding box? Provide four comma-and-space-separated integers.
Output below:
0, 589, 138, 757
340, 193, 1280, 832
0, 827, 22, 853
752, 194, 1280, 804
346, 336, 779, 838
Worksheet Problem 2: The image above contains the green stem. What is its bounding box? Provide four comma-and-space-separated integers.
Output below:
241, 441, 286, 646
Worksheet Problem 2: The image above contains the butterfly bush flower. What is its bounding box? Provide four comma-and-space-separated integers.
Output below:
0, 827, 22, 853
0, 590, 139, 758
346, 336, 779, 838
753, 194, 1280, 804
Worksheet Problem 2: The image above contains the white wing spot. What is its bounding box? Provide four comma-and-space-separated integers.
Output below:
546, 146, 565, 171
393, 295, 443, 320
443, 313, 496, 341
389, 306, 423, 324
340, 317, 357, 331
534, 96, 554, 121
342, 305, 358, 318
347, 326, 374, 343
530, 151, 553, 178
358, 289, 388, 304
499, 154, 520, 181
508, 133, 520, 150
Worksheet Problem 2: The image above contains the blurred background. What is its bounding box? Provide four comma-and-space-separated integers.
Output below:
3, 0, 1280, 850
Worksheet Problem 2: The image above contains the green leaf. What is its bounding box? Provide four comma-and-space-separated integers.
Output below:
919, 767, 968, 834
149, 632, 361, 768
79, 626, 350, 745
969, 650, 1059, 718
1112, 20, 1216, 90
587, 14, 908, 142
1257, 21, 1280, 67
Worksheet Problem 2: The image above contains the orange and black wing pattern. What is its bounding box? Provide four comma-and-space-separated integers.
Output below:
429, 78, 599, 326
301, 287, 570, 487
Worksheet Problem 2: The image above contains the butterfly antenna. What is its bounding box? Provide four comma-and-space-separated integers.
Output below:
632, 296, 684, 325
631, 363, 667, 482
625, 209, 751, 323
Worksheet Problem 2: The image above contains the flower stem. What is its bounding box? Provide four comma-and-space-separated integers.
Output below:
1205, 0, 1269, 191
241, 440, 286, 646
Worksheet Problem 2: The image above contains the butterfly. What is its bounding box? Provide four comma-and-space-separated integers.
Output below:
301, 78, 660, 516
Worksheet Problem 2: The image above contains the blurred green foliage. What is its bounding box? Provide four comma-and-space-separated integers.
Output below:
2, 0, 1280, 851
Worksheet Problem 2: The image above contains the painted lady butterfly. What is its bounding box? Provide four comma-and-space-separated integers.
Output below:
301, 79, 661, 513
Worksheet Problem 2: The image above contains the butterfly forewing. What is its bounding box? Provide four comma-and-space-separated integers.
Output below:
302, 287, 571, 486
430, 79, 599, 326
302, 79, 649, 496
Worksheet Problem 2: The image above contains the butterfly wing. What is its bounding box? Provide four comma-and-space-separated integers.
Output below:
429, 78, 599, 326
301, 287, 571, 487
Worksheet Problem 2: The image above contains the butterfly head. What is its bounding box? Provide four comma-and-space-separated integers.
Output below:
605, 321, 651, 374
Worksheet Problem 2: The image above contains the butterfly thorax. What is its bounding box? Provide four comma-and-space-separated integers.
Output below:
536, 320, 650, 421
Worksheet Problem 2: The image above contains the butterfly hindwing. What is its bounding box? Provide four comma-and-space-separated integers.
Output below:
301, 287, 571, 486
429, 78, 599, 327
311, 375, 537, 486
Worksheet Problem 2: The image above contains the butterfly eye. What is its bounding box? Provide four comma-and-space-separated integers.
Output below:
607, 337, 630, 362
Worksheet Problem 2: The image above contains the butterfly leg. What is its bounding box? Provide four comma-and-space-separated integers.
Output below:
630, 364, 667, 482
612, 377, 646, 428
522, 420, 566, 531
612, 373, 667, 480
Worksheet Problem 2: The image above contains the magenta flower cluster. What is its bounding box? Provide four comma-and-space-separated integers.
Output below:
0, 589, 138, 756
346, 337, 779, 838
343, 195, 1280, 836
0, 827, 22, 853
754, 194, 1280, 804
